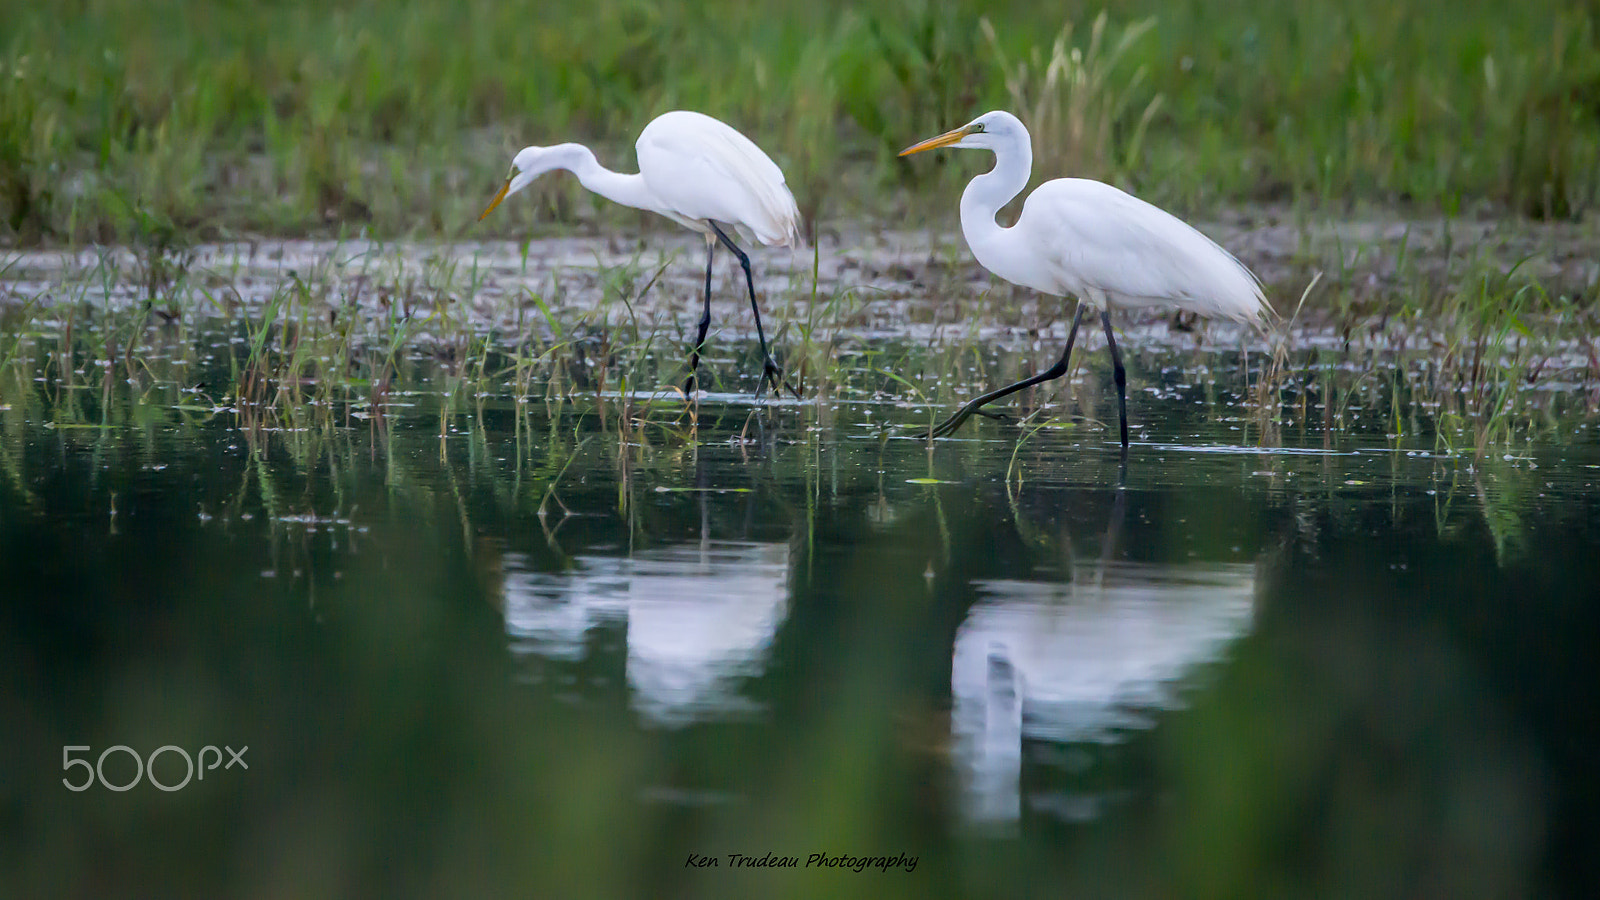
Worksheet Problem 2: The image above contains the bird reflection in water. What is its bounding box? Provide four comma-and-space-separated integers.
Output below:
500, 541, 790, 728
951, 475, 1259, 828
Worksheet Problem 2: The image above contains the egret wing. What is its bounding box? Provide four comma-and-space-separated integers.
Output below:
1021, 179, 1267, 324
637, 111, 802, 248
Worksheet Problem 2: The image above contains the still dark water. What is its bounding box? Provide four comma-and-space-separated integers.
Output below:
3, 345, 1598, 898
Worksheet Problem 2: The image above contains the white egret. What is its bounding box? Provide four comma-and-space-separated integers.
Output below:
479, 110, 803, 396
900, 111, 1272, 446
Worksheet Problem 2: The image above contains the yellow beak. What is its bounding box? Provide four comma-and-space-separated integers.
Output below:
898, 125, 974, 157
478, 177, 512, 221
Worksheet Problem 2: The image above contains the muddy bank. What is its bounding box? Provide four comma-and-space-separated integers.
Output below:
3, 211, 1596, 348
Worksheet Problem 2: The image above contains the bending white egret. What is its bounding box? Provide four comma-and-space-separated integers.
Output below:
479, 110, 803, 396
900, 110, 1271, 446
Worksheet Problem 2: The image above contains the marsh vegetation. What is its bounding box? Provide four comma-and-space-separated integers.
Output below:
3, 0, 1598, 243
4, 2, 1600, 897
5, 231, 1598, 896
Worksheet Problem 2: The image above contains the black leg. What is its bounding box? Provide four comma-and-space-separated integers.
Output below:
1101, 310, 1129, 448
709, 221, 795, 398
685, 238, 715, 395
930, 303, 1087, 438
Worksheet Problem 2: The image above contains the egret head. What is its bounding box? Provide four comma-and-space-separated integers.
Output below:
898, 111, 1024, 156
478, 146, 550, 221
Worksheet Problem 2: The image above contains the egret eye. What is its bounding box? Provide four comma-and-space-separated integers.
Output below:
971, 123, 986, 133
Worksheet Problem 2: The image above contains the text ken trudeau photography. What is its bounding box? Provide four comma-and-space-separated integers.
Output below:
685, 852, 919, 873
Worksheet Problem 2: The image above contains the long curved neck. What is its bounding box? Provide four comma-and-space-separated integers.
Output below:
520, 144, 659, 213
959, 131, 1036, 286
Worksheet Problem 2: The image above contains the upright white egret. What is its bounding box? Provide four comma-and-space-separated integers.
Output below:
479, 110, 803, 396
900, 111, 1271, 446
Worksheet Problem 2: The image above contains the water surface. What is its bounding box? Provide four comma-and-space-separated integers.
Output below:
3, 247, 1598, 898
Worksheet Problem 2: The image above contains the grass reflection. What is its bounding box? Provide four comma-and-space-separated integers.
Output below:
2, 334, 1597, 897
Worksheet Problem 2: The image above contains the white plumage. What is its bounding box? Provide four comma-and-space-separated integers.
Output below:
1014, 179, 1265, 323
900, 110, 1272, 445
479, 109, 802, 395
636, 111, 803, 248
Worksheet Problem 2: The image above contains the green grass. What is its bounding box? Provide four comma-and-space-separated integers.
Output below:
2, 231, 1592, 456
2, 0, 1598, 245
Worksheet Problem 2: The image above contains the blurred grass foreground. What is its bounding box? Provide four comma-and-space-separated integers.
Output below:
2, 0, 1598, 243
